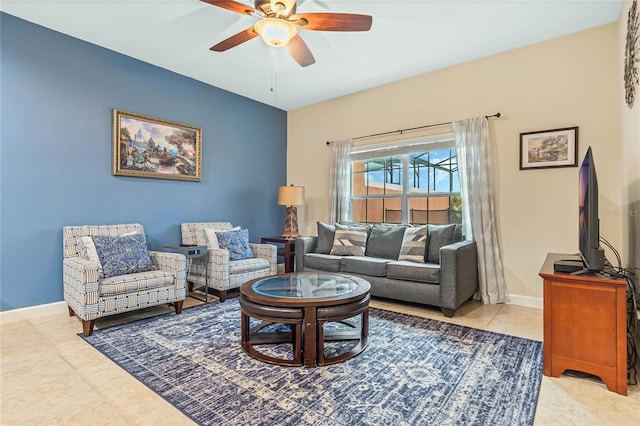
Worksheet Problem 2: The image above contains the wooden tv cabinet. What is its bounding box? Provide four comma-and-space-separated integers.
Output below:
539, 253, 627, 396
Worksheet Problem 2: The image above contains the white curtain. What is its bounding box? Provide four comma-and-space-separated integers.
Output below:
329, 139, 352, 224
453, 117, 510, 304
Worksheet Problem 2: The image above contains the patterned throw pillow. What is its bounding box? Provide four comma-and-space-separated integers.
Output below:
398, 226, 428, 263
215, 229, 253, 261
204, 226, 241, 249
330, 229, 367, 256
91, 234, 155, 278
338, 222, 373, 239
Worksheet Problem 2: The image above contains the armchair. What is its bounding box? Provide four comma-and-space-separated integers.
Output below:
63, 223, 187, 336
181, 222, 277, 301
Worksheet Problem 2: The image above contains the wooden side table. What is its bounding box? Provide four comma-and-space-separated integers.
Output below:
539, 252, 628, 395
260, 236, 296, 273
164, 244, 209, 302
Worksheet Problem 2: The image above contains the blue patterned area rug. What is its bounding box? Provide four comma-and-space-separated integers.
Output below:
82, 299, 543, 426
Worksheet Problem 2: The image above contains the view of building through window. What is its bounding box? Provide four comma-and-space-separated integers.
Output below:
351, 147, 462, 225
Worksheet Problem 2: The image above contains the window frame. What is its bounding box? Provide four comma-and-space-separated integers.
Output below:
350, 133, 460, 225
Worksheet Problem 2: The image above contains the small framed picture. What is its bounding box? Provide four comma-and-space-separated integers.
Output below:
519, 127, 578, 170
113, 109, 202, 181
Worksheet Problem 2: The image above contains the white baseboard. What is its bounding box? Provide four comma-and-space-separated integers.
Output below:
1, 293, 545, 324
0, 301, 68, 324
507, 294, 543, 310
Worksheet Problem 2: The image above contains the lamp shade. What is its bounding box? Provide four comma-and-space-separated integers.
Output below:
254, 18, 297, 47
278, 185, 305, 206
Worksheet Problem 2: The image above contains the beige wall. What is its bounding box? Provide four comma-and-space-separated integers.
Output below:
287, 23, 622, 300
619, 1, 640, 269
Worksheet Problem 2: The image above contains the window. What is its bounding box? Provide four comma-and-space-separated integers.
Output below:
350, 138, 462, 225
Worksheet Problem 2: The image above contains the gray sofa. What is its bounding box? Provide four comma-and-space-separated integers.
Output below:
295, 222, 478, 317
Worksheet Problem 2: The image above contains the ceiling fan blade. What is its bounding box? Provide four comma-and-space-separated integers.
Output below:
210, 27, 259, 51
292, 12, 372, 31
200, 0, 256, 16
285, 35, 315, 67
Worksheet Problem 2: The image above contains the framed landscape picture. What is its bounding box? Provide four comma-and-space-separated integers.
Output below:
112, 109, 202, 181
519, 126, 578, 170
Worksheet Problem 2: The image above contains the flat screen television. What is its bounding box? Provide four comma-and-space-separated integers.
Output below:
578, 147, 604, 271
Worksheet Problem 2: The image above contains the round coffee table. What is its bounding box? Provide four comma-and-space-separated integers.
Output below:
239, 272, 370, 367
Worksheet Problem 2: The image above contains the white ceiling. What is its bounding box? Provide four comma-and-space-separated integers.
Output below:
1, 0, 623, 111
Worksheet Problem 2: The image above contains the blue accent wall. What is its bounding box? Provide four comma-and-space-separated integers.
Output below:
0, 13, 288, 311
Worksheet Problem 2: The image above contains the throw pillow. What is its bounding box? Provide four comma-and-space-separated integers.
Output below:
77, 236, 104, 277
426, 223, 457, 264
330, 229, 367, 256
316, 221, 336, 254
398, 226, 428, 263
91, 234, 155, 278
338, 221, 373, 238
453, 223, 464, 243
215, 229, 253, 261
204, 226, 241, 249
365, 223, 407, 260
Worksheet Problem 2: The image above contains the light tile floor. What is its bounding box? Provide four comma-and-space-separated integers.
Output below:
1, 295, 638, 425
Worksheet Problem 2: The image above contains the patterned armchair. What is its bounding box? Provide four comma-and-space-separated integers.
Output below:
63, 223, 187, 336
181, 222, 277, 302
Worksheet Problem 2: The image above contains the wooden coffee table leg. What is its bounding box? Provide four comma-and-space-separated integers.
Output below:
241, 312, 249, 347
303, 307, 317, 367
293, 323, 303, 364
316, 320, 326, 365
362, 308, 369, 343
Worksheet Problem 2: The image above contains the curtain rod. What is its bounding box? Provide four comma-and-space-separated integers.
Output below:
326, 112, 501, 145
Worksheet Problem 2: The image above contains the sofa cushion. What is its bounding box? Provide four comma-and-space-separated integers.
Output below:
229, 257, 270, 274
304, 253, 342, 272
316, 221, 336, 254
387, 261, 441, 284
330, 229, 367, 256
99, 269, 175, 296
365, 223, 407, 260
91, 234, 155, 278
398, 226, 428, 263
453, 223, 463, 243
426, 223, 456, 264
340, 256, 390, 277
338, 221, 373, 238
216, 229, 253, 261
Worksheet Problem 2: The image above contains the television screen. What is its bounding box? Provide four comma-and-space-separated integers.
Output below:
578, 147, 604, 271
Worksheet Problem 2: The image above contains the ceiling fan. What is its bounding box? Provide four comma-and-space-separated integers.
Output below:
201, 0, 373, 67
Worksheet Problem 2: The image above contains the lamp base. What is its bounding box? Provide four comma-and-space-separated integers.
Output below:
282, 206, 299, 238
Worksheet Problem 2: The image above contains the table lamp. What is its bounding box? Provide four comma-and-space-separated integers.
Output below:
278, 185, 305, 238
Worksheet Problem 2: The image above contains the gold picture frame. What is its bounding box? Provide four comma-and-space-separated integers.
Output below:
112, 109, 202, 181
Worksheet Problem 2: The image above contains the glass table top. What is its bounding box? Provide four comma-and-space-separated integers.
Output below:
252, 274, 358, 299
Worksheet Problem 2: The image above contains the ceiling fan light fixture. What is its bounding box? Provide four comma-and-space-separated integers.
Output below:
254, 18, 297, 47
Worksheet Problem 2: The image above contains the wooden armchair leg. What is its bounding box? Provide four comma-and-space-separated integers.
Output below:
82, 320, 95, 337
68, 306, 76, 317
219, 290, 227, 302
174, 300, 184, 314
